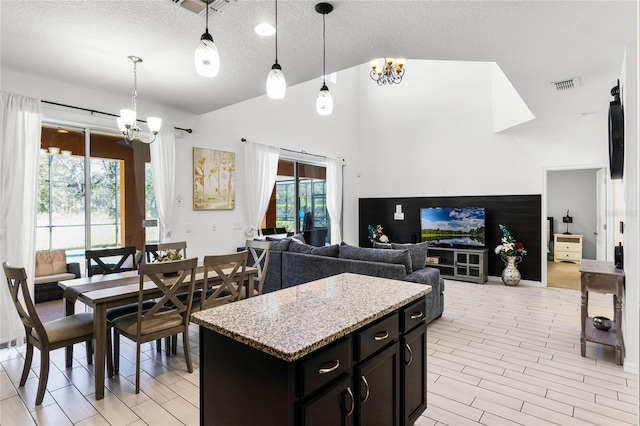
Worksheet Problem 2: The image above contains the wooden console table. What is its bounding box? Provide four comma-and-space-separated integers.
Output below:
579, 259, 625, 365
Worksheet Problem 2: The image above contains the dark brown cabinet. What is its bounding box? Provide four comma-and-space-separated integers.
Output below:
199, 296, 427, 426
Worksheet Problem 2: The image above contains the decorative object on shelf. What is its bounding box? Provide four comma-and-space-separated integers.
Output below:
593, 316, 612, 331
266, 0, 286, 99
195, 0, 220, 78
117, 56, 162, 144
562, 210, 573, 234
193, 147, 236, 210
315, 2, 333, 116
495, 224, 527, 286
368, 224, 389, 243
370, 58, 406, 86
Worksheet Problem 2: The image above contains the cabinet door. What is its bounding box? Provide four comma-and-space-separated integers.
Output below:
402, 324, 427, 425
356, 343, 400, 426
301, 375, 355, 426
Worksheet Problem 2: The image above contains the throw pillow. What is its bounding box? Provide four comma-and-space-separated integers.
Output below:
288, 242, 314, 254
291, 233, 306, 244
391, 242, 429, 271
373, 242, 392, 249
269, 238, 292, 252
310, 244, 340, 257
338, 245, 412, 275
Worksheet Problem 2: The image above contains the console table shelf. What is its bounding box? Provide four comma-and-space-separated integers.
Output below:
426, 247, 488, 284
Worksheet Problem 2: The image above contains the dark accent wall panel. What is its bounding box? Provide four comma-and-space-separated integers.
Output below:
359, 195, 541, 281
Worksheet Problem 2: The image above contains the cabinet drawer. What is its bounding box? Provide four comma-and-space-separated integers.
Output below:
556, 250, 581, 261
557, 243, 580, 253
356, 312, 399, 361
301, 338, 351, 398
402, 298, 426, 333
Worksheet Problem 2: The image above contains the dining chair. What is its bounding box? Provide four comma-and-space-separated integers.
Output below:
3, 262, 94, 405
244, 240, 272, 297
144, 241, 188, 264
112, 257, 198, 393
200, 251, 248, 311
85, 246, 137, 276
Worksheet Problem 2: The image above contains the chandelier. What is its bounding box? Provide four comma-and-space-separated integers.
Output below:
117, 56, 161, 144
266, 0, 286, 99
194, 0, 220, 78
370, 58, 406, 86
315, 2, 333, 116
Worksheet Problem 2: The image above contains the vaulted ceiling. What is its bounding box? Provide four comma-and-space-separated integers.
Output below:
1, 1, 637, 116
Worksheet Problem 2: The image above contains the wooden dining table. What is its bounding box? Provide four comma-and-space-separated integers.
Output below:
58, 266, 256, 400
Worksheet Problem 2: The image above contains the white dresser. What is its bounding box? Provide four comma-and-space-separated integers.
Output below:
554, 234, 583, 264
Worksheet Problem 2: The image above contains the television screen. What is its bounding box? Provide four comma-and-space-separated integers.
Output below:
420, 207, 486, 246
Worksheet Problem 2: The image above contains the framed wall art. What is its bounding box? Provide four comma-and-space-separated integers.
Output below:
193, 147, 236, 210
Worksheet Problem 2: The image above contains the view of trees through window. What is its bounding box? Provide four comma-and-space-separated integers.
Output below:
269, 160, 329, 244
37, 125, 158, 264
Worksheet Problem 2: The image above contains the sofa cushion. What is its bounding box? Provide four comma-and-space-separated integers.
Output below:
35, 250, 67, 277
289, 242, 314, 254
269, 238, 292, 252
311, 244, 339, 257
338, 245, 412, 275
373, 242, 393, 249
291, 233, 306, 244
391, 242, 430, 272
34, 272, 77, 285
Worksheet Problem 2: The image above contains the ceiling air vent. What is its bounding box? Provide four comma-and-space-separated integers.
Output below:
552, 77, 580, 91
171, 0, 236, 17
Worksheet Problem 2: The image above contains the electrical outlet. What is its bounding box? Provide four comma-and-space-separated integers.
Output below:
185, 223, 192, 233
211, 223, 217, 231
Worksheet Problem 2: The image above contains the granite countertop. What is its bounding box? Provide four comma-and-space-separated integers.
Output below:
191, 272, 431, 362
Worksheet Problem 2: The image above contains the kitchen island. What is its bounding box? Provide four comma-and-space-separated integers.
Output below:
191, 272, 431, 425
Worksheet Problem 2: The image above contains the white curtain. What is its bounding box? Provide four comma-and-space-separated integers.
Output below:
244, 141, 279, 239
0, 92, 41, 345
150, 123, 176, 241
326, 157, 343, 244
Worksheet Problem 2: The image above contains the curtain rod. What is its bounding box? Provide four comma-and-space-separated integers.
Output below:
240, 137, 344, 162
42, 100, 193, 134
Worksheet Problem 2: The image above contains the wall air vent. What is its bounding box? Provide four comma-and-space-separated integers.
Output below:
170, 0, 236, 17
552, 77, 580, 91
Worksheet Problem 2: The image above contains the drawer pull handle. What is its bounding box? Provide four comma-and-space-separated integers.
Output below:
405, 343, 413, 366
374, 331, 389, 341
410, 311, 424, 320
319, 359, 340, 374
346, 386, 354, 416
361, 375, 370, 403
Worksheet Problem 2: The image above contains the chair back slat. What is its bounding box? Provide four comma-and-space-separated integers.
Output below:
2, 262, 46, 340
85, 246, 137, 276
201, 251, 248, 310
136, 258, 198, 336
244, 240, 272, 296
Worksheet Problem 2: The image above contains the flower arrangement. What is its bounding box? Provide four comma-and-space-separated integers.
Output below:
156, 249, 183, 262
494, 224, 527, 258
368, 224, 389, 243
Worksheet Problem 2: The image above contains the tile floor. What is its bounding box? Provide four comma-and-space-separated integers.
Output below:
1, 279, 637, 425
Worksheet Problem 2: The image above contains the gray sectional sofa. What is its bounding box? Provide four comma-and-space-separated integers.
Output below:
260, 237, 444, 324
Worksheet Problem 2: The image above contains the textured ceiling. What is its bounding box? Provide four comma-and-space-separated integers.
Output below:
1, 1, 637, 115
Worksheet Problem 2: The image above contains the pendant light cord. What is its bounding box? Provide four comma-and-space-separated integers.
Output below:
275, 0, 278, 63
322, 12, 326, 84
205, 0, 209, 33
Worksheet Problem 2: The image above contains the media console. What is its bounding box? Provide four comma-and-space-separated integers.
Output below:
426, 246, 489, 284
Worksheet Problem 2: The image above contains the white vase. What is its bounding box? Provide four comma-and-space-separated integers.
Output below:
501, 256, 521, 286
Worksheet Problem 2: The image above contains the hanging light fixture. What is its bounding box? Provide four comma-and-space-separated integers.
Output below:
116, 56, 162, 145
266, 0, 286, 99
194, 0, 220, 77
370, 58, 406, 86
315, 2, 333, 116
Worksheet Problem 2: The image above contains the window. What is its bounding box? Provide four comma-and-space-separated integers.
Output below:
266, 159, 329, 245
37, 125, 157, 267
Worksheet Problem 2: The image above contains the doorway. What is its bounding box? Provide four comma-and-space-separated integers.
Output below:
544, 167, 607, 289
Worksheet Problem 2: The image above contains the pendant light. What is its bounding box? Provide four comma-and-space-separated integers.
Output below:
194, 0, 220, 77
315, 3, 333, 115
266, 0, 286, 99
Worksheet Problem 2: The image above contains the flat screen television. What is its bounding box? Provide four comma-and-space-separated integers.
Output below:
420, 207, 486, 247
